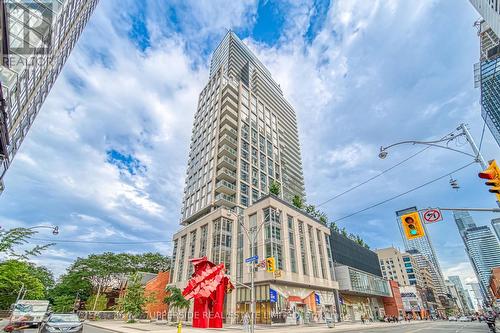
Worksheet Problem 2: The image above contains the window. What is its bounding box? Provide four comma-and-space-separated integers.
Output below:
288, 216, 297, 273
298, 221, 308, 275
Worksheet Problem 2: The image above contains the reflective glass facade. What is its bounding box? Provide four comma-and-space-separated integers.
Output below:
0, 0, 99, 192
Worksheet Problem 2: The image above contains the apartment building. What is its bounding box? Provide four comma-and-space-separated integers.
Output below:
0, 0, 100, 192
171, 195, 339, 325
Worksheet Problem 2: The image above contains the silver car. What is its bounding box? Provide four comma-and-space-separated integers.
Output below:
39, 314, 83, 333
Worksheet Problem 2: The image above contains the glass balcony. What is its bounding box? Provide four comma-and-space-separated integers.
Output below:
217, 156, 237, 171
220, 105, 238, 121
222, 86, 238, 105
217, 144, 237, 159
215, 180, 236, 195
220, 124, 238, 138
219, 134, 238, 149
221, 96, 238, 111
214, 193, 236, 208
220, 115, 238, 129
216, 167, 237, 182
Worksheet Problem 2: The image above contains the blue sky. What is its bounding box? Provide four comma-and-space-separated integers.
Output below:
0, 0, 497, 290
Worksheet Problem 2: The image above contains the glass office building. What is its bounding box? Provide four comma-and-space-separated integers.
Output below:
0, 0, 100, 193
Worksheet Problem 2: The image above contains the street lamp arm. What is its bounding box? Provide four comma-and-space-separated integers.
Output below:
380, 134, 477, 159
27, 225, 59, 235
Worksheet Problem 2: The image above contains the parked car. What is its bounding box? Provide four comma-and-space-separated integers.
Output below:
448, 316, 457, 321
458, 316, 471, 322
38, 314, 83, 333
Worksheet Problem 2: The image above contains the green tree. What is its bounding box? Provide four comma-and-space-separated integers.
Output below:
269, 181, 280, 196
329, 222, 340, 233
292, 195, 303, 209
120, 273, 151, 321
340, 228, 348, 237
164, 286, 190, 323
28, 264, 54, 298
0, 260, 45, 309
52, 295, 76, 313
0, 228, 52, 260
49, 270, 92, 304
86, 294, 107, 311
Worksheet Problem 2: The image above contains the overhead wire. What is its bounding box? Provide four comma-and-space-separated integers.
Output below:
331, 161, 476, 223
30, 238, 172, 245
316, 128, 464, 208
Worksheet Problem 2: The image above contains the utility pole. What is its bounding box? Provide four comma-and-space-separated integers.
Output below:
459, 123, 487, 169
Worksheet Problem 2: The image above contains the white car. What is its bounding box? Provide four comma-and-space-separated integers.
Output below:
448, 316, 457, 321
458, 316, 471, 322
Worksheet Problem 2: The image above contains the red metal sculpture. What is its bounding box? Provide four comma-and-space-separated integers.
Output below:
182, 257, 234, 328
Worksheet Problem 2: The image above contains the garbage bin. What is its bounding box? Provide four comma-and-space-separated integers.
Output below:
325, 318, 335, 328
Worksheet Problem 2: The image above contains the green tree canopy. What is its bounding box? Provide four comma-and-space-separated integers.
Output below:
0, 260, 45, 309
269, 181, 280, 196
292, 195, 303, 209
120, 273, 151, 320
0, 228, 53, 260
164, 286, 190, 322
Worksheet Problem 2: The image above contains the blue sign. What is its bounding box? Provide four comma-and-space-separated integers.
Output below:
245, 255, 258, 263
270, 288, 277, 303
315, 293, 320, 305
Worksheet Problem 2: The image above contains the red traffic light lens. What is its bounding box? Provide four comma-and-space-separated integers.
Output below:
479, 171, 495, 179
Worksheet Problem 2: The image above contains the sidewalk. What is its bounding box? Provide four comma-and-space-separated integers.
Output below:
86, 319, 429, 333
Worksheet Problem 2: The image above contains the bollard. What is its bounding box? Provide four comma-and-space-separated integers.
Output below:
177, 321, 182, 333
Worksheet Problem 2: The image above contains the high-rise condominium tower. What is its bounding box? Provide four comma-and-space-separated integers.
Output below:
492, 218, 500, 241
180, 31, 305, 224
0, 0, 100, 193
469, 1, 500, 146
463, 225, 500, 303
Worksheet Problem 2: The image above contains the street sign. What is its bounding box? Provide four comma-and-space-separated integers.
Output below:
315, 293, 321, 305
270, 289, 277, 303
245, 255, 258, 263
421, 208, 443, 224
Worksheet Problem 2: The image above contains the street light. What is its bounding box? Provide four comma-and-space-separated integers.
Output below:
28, 225, 59, 235
227, 209, 278, 333
378, 124, 487, 168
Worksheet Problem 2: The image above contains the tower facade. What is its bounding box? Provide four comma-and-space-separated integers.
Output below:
180, 31, 305, 224
463, 225, 500, 303
492, 218, 500, 241
0, 0, 100, 193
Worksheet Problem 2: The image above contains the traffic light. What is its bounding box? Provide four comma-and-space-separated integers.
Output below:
400, 212, 425, 240
478, 160, 500, 200
266, 257, 275, 273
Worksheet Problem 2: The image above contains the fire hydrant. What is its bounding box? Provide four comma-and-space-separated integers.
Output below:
177, 321, 182, 333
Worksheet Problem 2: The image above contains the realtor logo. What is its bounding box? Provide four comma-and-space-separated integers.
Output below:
5, 0, 53, 55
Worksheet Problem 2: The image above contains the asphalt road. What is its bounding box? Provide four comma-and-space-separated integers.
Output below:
0, 321, 496, 333
81, 321, 496, 333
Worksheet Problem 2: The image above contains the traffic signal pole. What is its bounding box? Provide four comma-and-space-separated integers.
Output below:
459, 123, 487, 169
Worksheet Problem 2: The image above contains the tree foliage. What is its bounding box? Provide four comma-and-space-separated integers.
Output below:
0, 228, 53, 260
164, 286, 190, 322
0, 260, 45, 309
269, 181, 280, 196
292, 195, 303, 209
120, 273, 151, 319
63, 252, 171, 294
86, 294, 107, 311
52, 295, 75, 313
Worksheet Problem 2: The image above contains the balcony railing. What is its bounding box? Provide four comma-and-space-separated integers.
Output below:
220, 124, 238, 138
219, 134, 238, 149
216, 167, 237, 181
217, 144, 237, 159
215, 180, 236, 195
217, 156, 237, 171
214, 193, 236, 207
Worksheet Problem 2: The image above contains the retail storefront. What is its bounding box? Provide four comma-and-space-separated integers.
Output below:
235, 284, 337, 325
338, 294, 384, 322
